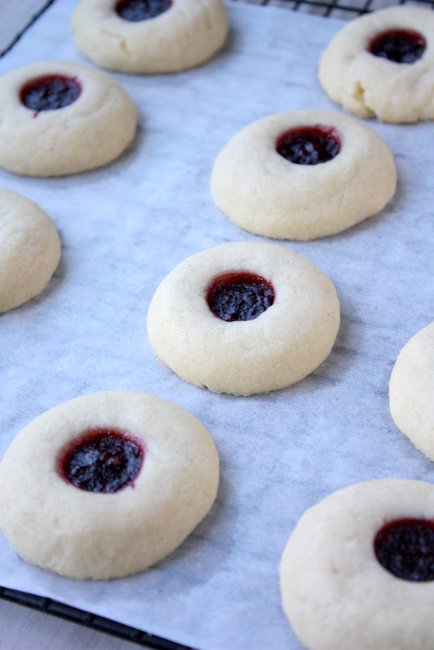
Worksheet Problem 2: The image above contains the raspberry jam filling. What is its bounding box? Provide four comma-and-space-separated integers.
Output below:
58, 429, 144, 493
276, 126, 341, 165
116, 0, 172, 21
368, 29, 426, 64
207, 272, 275, 322
374, 518, 434, 581
20, 75, 81, 112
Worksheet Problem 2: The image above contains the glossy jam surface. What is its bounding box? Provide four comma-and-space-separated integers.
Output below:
374, 518, 434, 581
20, 75, 81, 112
207, 272, 275, 322
368, 29, 426, 64
276, 126, 341, 165
115, 0, 172, 21
58, 429, 144, 493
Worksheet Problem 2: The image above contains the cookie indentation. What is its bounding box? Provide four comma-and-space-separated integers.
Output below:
115, 0, 172, 21
276, 126, 341, 165
368, 29, 426, 64
374, 518, 434, 581
58, 429, 144, 493
20, 75, 81, 112
207, 272, 275, 322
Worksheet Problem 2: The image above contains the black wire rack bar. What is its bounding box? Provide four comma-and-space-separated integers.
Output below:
0, 586, 195, 649
1, 0, 434, 647
233, 0, 434, 18
0, 0, 57, 59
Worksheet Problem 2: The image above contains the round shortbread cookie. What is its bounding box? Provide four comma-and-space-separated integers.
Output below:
280, 479, 434, 650
71, 0, 229, 74
389, 323, 434, 461
211, 110, 396, 240
0, 391, 219, 579
0, 61, 137, 176
0, 188, 61, 313
319, 6, 434, 123
147, 241, 340, 395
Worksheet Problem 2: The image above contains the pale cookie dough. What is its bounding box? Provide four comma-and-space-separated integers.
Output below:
0, 61, 137, 176
0, 391, 219, 579
280, 479, 434, 650
0, 189, 60, 313
319, 6, 434, 123
147, 241, 340, 395
389, 322, 434, 461
211, 110, 396, 240
71, 0, 229, 74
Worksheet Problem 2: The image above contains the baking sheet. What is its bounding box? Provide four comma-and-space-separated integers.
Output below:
0, 2, 433, 649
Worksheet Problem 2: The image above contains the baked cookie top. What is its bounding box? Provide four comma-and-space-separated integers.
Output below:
211, 110, 397, 240
71, 0, 229, 74
281, 479, 434, 650
319, 6, 434, 123
147, 241, 340, 395
0, 60, 137, 176
0, 188, 60, 313
389, 322, 434, 462
0, 391, 219, 579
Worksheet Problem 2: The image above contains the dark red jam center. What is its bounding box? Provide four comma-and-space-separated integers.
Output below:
207, 272, 275, 322
20, 75, 81, 112
368, 29, 426, 64
374, 518, 434, 581
58, 429, 144, 493
276, 126, 341, 166
115, 0, 172, 21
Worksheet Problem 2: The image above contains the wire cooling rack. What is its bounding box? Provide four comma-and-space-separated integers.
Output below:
0, 586, 193, 650
235, 0, 434, 20
2, 0, 433, 57
1, 0, 434, 648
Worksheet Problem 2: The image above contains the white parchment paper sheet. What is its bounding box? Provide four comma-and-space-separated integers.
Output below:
0, 2, 433, 649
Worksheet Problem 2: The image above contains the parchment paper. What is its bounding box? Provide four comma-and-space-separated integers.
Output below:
0, 2, 433, 649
